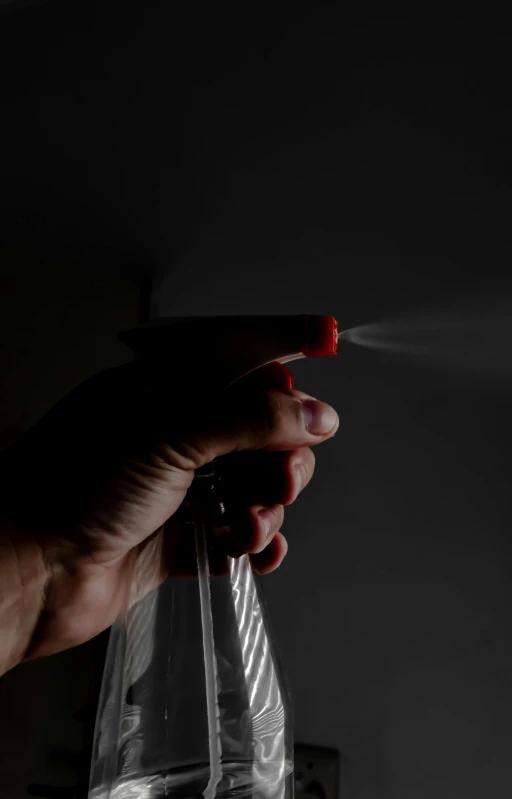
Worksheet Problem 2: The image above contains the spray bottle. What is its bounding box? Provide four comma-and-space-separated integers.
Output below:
88, 314, 338, 799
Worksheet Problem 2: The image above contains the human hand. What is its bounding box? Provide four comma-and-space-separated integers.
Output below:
0, 360, 338, 672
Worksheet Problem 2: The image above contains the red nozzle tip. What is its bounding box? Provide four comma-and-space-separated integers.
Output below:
302, 315, 338, 357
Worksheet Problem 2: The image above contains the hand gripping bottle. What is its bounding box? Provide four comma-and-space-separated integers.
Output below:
88, 315, 338, 799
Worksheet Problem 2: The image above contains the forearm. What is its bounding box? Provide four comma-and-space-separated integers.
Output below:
0, 519, 48, 676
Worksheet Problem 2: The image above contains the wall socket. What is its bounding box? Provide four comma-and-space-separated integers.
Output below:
294, 743, 341, 799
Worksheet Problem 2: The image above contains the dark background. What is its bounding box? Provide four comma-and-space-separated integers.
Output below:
1, 2, 512, 797
1, 2, 511, 306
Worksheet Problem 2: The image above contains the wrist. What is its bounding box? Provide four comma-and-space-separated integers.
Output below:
0, 517, 48, 676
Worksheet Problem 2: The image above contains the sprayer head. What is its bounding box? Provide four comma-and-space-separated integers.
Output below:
119, 314, 338, 391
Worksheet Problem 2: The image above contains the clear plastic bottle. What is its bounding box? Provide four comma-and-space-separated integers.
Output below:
88, 315, 338, 799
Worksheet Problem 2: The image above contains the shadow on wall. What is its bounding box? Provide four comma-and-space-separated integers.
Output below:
0, 249, 146, 446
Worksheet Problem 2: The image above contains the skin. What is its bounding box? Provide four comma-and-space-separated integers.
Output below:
0, 361, 338, 677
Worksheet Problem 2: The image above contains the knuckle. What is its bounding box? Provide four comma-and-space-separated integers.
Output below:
275, 505, 285, 528
263, 390, 303, 436
261, 390, 287, 434
304, 447, 316, 477
157, 435, 211, 471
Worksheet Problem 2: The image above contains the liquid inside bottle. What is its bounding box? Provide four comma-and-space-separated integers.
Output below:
88, 479, 293, 799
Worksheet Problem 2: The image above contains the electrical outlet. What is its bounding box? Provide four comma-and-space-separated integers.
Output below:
294, 743, 341, 799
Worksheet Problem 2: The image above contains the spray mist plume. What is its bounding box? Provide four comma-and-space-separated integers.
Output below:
339, 303, 512, 376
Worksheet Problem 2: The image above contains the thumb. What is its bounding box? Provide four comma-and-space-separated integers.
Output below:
160, 387, 338, 471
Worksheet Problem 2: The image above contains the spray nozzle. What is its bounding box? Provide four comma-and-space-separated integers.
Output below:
300, 315, 339, 358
